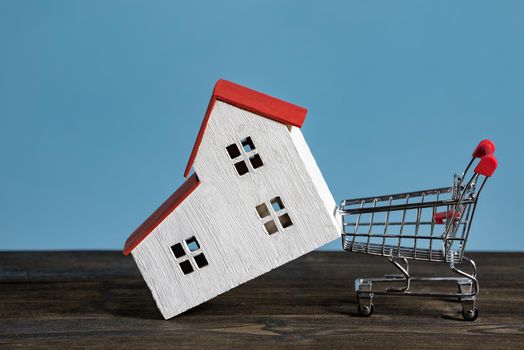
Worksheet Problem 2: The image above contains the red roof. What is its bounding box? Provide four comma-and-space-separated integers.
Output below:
123, 173, 200, 255
183, 79, 307, 177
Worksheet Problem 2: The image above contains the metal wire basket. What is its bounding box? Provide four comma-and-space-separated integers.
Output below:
340, 140, 498, 321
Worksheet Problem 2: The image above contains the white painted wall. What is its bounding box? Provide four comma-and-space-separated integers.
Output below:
132, 101, 340, 318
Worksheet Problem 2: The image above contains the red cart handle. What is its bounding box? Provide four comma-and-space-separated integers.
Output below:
472, 139, 495, 158
474, 154, 498, 177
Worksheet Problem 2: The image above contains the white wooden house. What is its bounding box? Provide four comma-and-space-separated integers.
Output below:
124, 79, 341, 319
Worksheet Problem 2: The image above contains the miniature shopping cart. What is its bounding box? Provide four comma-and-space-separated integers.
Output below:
339, 140, 497, 321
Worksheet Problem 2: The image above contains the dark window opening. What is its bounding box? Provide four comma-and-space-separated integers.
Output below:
256, 203, 270, 218
226, 143, 241, 159
264, 220, 278, 235
234, 160, 249, 176
256, 196, 293, 236
279, 213, 293, 228
249, 154, 263, 169
227, 136, 263, 175
179, 260, 194, 275
171, 243, 186, 259
194, 253, 209, 268
172, 235, 208, 275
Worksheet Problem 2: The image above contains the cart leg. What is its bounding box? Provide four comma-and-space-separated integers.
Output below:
456, 278, 472, 295
451, 257, 479, 321
355, 279, 374, 317
461, 298, 478, 321
385, 257, 411, 292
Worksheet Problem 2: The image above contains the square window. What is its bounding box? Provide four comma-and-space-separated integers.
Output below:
226, 143, 241, 159
270, 197, 285, 212
255, 203, 270, 218
264, 220, 279, 235
171, 243, 186, 259
241, 137, 255, 152
279, 213, 293, 228
194, 253, 209, 268
234, 160, 249, 176
185, 236, 200, 252
179, 260, 194, 275
249, 154, 263, 169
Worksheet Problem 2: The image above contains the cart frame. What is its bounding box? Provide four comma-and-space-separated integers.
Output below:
339, 140, 497, 320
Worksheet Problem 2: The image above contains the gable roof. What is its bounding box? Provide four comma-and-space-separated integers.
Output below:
183, 79, 308, 177
123, 173, 200, 256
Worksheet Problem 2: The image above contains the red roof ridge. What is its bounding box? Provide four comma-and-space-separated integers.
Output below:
123, 173, 200, 255
183, 79, 307, 177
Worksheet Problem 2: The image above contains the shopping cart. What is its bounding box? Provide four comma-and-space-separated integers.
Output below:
339, 140, 497, 321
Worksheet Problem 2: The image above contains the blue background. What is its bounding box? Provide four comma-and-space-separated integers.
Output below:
1, 1, 522, 251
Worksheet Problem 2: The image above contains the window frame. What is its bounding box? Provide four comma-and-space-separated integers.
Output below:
256, 196, 293, 235
225, 136, 264, 177
170, 236, 209, 275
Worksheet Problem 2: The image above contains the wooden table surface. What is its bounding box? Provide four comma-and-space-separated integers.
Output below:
0, 251, 523, 349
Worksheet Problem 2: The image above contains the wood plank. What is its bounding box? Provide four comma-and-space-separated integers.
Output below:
0, 251, 523, 349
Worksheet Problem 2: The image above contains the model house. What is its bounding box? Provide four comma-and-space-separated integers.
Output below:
123, 79, 341, 319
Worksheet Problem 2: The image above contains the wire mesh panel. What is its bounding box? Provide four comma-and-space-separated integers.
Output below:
339, 140, 498, 320
340, 180, 477, 264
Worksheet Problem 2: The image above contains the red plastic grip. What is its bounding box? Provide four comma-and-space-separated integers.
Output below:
472, 139, 495, 158
434, 210, 461, 224
474, 154, 498, 177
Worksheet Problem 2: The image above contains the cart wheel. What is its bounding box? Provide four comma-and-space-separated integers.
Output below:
462, 307, 479, 321
358, 304, 374, 317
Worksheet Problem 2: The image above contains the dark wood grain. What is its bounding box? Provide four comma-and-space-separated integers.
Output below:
0, 251, 523, 349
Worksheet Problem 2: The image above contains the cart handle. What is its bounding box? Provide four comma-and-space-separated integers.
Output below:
474, 154, 498, 177
472, 139, 495, 158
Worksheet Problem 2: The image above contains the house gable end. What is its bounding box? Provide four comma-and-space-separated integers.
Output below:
183, 79, 308, 178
